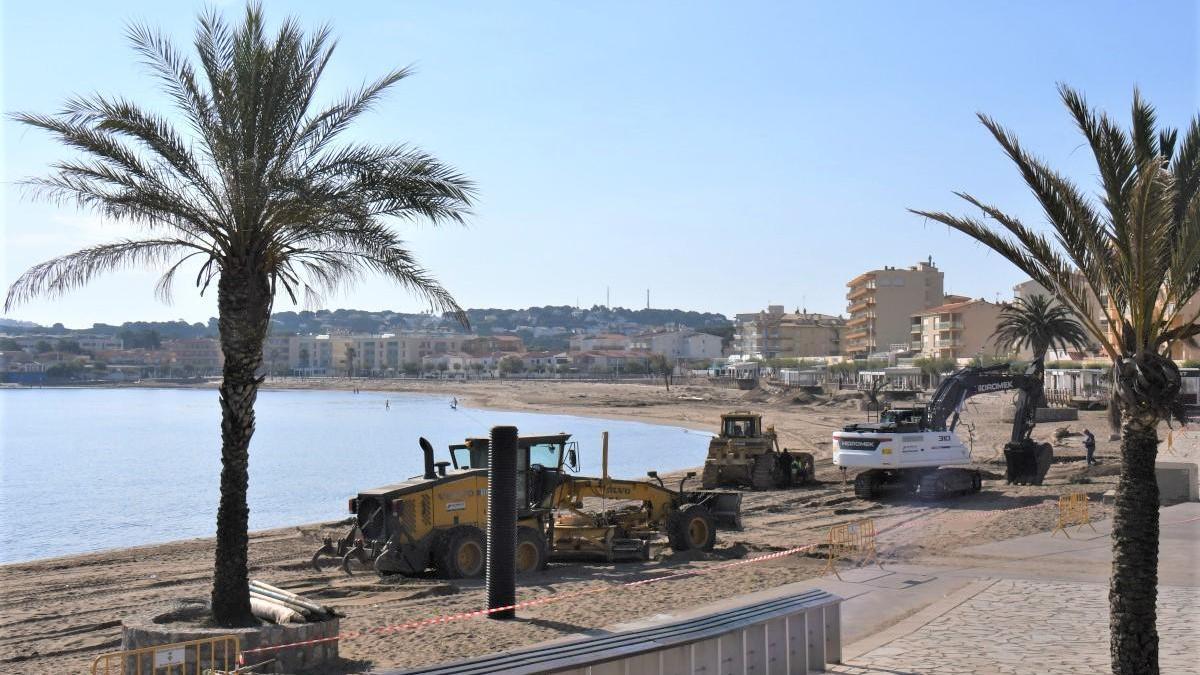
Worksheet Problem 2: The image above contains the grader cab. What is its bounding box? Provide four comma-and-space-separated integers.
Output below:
313, 432, 742, 577
701, 411, 814, 490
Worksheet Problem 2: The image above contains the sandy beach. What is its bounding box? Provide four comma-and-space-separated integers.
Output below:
0, 378, 1131, 674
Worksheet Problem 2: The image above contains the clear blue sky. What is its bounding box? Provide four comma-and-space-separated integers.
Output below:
2, 1, 1196, 328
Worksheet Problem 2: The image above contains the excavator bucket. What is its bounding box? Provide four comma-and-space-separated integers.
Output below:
1004, 440, 1052, 485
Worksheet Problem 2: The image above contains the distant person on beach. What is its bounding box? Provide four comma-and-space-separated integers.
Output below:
385, 399, 390, 410
1083, 429, 1096, 465
451, 397, 458, 410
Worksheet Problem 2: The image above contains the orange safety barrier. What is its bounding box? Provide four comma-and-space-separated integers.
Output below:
823, 517, 881, 580
91, 636, 240, 675
1052, 492, 1097, 538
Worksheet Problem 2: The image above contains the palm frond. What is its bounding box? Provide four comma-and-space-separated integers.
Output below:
5, 239, 201, 311
8, 2, 473, 329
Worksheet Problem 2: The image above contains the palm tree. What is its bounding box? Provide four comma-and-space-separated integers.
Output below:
991, 294, 1091, 406
912, 86, 1198, 675
4, 3, 473, 626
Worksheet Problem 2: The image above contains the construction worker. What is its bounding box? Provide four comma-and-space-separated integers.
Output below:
1083, 429, 1097, 465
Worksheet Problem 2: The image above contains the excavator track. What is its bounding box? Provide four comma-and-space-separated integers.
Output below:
917, 468, 981, 500
853, 472, 880, 499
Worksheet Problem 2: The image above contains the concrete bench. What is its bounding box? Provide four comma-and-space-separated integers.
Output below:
389, 587, 843, 675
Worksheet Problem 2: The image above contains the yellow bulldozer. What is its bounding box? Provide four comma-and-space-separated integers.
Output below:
312, 432, 742, 577
701, 411, 815, 490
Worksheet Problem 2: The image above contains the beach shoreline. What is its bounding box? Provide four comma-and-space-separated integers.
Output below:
0, 379, 1132, 674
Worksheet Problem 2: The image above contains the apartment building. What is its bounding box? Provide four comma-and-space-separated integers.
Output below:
282, 333, 469, 374
845, 260, 944, 358
569, 334, 629, 352
461, 335, 524, 356
911, 299, 1004, 361
734, 306, 845, 359
168, 338, 224, 374
629, 330, 723, 361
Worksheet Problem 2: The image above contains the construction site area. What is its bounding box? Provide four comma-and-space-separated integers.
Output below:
1, 377, 1196, 674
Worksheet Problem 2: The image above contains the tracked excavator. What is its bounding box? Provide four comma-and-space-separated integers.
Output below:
832, 361, 1053, 500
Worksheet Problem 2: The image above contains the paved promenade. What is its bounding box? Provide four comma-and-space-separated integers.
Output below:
829, 578, 1197, 675
819, 502, 1200, 675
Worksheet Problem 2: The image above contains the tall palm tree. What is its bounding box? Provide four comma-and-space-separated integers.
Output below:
991, 293, 1091, 406
913, 86, 1199, 675
5, 3, 474, 626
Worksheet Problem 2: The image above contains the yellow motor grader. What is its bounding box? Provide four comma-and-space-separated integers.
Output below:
312, 433, 742, 577
701, 411, 815, 490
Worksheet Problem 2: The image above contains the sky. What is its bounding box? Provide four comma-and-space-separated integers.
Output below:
2, 1, 1197, 328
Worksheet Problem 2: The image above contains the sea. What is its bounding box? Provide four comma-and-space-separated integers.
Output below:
0, 387, 712, 563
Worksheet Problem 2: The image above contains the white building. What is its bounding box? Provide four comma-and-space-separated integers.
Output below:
628, 330, 722, 361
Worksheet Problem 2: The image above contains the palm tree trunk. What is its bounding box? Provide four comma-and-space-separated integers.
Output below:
1109, 415, 1160, 674
211, 264, 271, 626
1032, 349, 1048, 409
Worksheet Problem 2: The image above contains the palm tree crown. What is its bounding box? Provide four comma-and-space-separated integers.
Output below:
5, 3, 475, 626
5, 2, 474, 318
991, 294, 1091, 361
912, 85, 1198, 675
913, 86, 1199, 425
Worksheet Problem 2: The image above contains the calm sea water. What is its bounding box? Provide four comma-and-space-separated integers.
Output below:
0, 388, 711, 564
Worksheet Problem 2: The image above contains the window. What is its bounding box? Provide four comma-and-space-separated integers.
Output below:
528, 442, 562, 468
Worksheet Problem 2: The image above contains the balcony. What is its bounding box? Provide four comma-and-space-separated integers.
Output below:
935, 321, 963, 330
910, 340, 924, 351
846, 314, 872, 327
845, 328, 869, 340
846, 284, 876, 302
847, 297, 876, 314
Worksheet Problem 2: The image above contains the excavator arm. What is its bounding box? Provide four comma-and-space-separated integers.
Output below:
923, 360, 1044, 441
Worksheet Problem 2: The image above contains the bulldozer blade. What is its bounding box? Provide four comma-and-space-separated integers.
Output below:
310, 537, 337, 573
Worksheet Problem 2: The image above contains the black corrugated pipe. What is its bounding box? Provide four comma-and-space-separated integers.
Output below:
420, 437, 437, 480
487, 425, 518, 620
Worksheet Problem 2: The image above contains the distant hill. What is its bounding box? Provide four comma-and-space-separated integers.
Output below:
3, 306, 731, 338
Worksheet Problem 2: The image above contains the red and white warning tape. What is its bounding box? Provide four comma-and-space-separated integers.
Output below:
239, 542, 820, 661
241, 496, 1196, 664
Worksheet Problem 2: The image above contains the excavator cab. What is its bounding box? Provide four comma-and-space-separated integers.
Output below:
878, 407, 926, 432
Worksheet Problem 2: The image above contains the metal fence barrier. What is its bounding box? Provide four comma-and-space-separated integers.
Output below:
824, 517, 881, 580
91, 636, 240, 675
1052, 493, 1097, 538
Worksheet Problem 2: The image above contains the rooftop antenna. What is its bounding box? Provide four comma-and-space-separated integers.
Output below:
646, 289, 650, 310
606, 286, 610, 310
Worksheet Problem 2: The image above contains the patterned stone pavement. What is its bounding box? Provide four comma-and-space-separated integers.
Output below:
828, 578, 1199, 675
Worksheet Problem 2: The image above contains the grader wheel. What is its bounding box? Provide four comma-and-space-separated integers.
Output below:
667, 504, 716, 552
436, 527, 486, 579
515, 526, 548, 575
